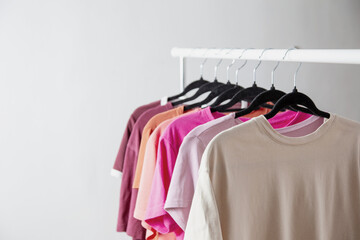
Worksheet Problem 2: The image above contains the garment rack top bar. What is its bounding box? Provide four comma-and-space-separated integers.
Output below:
171, 48, 360, 65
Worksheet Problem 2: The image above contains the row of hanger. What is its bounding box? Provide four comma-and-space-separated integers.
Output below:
167, 48, 330, 119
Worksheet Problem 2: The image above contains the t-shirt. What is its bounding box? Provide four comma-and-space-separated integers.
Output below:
112, 100, 160, 176
164, 111, 315, 232
117, 102, 173, 239
136, 110, 201, 240
144, 107, 227, 237
133, 106, 186, 188
185, 114, 360, 240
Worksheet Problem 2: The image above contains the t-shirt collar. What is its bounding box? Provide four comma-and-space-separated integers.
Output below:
164, 101, 174, 110
254, 113, 335, 145
202, 107, 226, 122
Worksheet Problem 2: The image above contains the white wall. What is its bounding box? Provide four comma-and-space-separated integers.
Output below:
1, 0, 360, 239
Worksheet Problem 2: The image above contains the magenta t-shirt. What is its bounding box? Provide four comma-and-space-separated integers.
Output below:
117, 102, 173, 239
144, 107, 225, 236
113, 100, 160, 173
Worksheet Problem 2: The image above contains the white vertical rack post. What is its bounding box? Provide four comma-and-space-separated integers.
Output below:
179, 57, 185, 91
171, 48, 360, 89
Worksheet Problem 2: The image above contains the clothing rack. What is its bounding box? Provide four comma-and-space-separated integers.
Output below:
171, 48, 360, 91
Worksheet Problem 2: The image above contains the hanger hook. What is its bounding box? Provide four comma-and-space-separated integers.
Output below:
199, 48, 211, 79
293, 62, 302, 91
253, 48, 272, 86
278, 47, 301, 91
270, 47, 296, 89
214, 48, 231, 81
225, 49, 236, 83
235, 48, 254, 86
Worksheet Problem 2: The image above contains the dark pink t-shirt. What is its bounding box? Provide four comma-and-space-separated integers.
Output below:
113, 100, 160, 173
117, 102, 173, 239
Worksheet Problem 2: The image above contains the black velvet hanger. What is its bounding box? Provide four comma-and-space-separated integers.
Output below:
235, 50, 313, 118
209, 59, 245, 107
172, 55, 233, 107
171, 80, 225, 106
209, 85, 243, 107
234, 86, 312, 118
169, 54, 212, 102
264, 87, 330, 119
167, 77, 209, 101
210, 83, 267, 112
211, 48, 275, 113
184, 56, 250, 111
183, 81, 240, 111
264, 62, 330, 119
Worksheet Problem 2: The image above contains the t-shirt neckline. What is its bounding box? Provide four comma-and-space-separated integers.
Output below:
254, 113, 336, 145
166, 101, 174, 109
214, 112, 244, 125
175, 105, 185, 115
203, 107, 226, 122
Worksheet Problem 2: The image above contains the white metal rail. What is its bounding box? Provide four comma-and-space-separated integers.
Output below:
171, 48, 360, 91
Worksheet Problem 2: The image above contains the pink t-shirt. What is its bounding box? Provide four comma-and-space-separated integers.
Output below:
144, 107, 227, 237
164, 112, 321, 234
137, 119, 177, 240
112, 100, 160, 175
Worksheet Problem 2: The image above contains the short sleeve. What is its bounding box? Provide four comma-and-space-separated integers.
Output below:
112, 117, 133, 175
184, 166, 223, 240
134, 132, 159, 220
164, 136, 205, 230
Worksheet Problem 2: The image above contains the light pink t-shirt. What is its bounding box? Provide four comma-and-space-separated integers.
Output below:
164, 112, 322, 234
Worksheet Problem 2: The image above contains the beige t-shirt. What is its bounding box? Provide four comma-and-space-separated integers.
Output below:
185, 114, 360, 240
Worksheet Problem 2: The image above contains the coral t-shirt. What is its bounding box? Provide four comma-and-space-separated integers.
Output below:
133, 106, 185, 188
